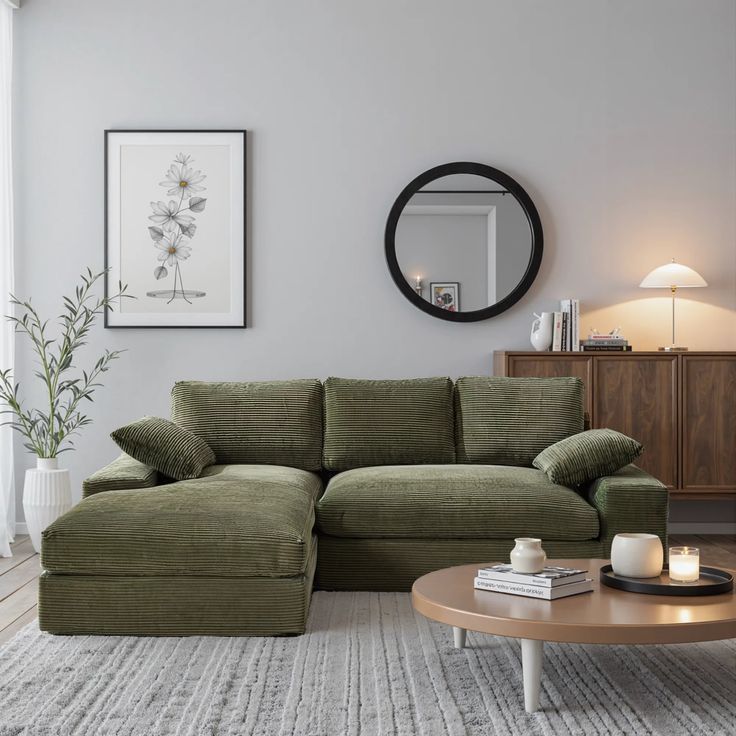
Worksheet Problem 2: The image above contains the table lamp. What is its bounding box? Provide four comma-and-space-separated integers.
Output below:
639, 259, 707, 351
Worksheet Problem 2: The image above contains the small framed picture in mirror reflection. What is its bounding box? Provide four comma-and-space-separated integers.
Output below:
430, 282, 460, 312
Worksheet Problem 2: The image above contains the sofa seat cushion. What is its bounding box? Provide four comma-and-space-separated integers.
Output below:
42, 465, 322, 578
316, 465, 599, 541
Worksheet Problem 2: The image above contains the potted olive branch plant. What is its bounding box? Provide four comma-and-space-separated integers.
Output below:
0, 268, 131, 551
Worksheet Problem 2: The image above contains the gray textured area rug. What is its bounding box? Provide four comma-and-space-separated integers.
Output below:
1, 592, 734, 736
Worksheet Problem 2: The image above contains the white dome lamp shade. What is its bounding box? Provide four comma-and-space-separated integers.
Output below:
639, 259, 707, 351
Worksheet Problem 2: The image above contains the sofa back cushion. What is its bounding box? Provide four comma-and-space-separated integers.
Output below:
455, 376, 584, 467
322, 377, 455, 471
171, 380, 323, 471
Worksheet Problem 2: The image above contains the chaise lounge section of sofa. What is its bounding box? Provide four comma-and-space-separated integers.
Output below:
39, 379, 325, 636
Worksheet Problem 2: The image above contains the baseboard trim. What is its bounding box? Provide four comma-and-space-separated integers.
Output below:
15, 522, 28, 536
668, 522, 736, 535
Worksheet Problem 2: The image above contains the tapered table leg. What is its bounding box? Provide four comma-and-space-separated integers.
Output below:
521, 639, 543, 712
453, 626, 467, 649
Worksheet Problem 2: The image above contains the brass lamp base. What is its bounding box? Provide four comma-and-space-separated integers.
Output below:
658, 346, 689, 352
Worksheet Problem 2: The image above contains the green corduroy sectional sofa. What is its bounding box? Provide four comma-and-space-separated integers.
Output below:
38, 376, 668, 636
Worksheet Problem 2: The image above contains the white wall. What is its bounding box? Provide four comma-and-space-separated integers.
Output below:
12, 1, 736, 526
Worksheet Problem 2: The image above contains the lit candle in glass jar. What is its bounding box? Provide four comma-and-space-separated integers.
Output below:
669, 546, 699, 583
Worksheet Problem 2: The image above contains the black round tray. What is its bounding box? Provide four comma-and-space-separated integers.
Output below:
600, 564, 733, 596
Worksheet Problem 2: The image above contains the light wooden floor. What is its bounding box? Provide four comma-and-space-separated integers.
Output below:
1, 534, 735, 646
0, 536, 41, 646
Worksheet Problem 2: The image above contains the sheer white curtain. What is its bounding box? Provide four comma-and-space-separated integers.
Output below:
0, 2, 15, 558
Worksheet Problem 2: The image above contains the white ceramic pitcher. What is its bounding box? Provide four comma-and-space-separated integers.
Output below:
530, 312, 554, 351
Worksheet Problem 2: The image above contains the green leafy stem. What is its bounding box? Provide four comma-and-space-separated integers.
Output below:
0, 268, 133, 458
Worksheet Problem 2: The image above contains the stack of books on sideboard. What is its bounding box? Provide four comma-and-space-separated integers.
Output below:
551, 299, 580, 351
551, 299, 631, 352
474, 564, 594, 600
579, 333, 631, 351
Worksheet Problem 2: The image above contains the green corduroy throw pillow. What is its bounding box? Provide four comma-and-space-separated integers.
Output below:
532, 428, 643, 487
111, 416, 216, 481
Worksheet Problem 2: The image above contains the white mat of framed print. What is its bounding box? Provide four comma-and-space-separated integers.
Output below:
105, 130, 246, 328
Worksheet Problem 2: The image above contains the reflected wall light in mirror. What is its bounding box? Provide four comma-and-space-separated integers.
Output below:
385, 162, 543, 322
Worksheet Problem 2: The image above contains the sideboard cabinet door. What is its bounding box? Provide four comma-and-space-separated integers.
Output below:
504, 355, 593, 417
681, 355, 736, 492
594, 355, 678, 489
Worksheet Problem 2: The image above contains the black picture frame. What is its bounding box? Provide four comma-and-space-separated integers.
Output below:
429, 282, 460, 312
104, 129, 247, 329
384, 161, 543, 323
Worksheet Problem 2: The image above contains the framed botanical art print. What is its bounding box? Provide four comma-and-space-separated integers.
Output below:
105, 130, 246, 328
430, 282, 460, 312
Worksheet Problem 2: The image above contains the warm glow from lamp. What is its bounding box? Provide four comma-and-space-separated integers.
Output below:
639, 259, 707, 351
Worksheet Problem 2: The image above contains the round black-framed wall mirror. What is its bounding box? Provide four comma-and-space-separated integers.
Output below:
385, 162, 543, 322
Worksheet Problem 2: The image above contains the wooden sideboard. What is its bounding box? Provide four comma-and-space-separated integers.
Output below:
494, 351, 736, 497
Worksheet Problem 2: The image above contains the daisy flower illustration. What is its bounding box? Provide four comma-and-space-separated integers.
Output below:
148, 200, 195, 229
160, 163, 206, 198
147, 152, 209, 304
154, 230, 191, 267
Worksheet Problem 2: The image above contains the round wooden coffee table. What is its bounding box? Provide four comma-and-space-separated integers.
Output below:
412, 559, 736, 712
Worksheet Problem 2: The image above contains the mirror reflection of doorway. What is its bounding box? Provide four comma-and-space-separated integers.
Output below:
394, 174, 533, 313
398, 203, 496, 310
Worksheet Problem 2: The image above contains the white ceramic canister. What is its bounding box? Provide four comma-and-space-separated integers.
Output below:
611, 533, 664, 579
510, 538, 547, 574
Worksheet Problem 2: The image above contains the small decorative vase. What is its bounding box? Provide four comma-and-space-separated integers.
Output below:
611, 533, 663, 579
510, 538, 547, 574
23, 457, 72, 554
530, 312, 554, 351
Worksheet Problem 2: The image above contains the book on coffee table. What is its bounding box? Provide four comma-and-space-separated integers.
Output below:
477, 564, 588, 588
473, 576, 594, 600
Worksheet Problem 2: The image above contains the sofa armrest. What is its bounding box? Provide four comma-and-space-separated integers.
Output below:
586, 464, 668, 556
82, 453, 159, 498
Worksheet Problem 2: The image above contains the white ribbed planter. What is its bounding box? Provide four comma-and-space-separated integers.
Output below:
23, 457, 72, 553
